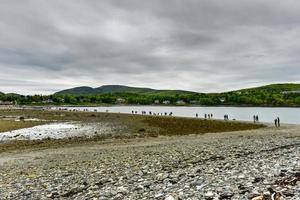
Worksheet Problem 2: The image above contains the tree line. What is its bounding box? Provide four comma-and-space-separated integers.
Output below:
1, 90, 300, 106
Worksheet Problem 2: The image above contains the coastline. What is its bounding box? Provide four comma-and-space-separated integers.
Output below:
17, 104, 300, 108
0, 109, 264, 153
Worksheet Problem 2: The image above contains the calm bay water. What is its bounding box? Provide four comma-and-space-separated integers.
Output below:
54, 106, 300, 125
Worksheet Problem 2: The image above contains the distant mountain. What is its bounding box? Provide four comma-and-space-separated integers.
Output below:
96, 85, 156, 94
233, 83, 300, 93
55, 86, 97, 95
54, 85, 196, 96
0, 92, 4, 95
2, 83, 300, 106
54, 83, 300, 96
5, 93, 21, 96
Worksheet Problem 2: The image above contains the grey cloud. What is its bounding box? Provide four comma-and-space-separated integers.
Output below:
0, 0, 300, 94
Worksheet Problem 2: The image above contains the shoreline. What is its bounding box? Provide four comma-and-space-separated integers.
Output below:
0, 109, 264, 153
12, 104, 300, 108
47, 105, 300, 125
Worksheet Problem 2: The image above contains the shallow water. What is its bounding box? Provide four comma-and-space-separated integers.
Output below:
54, 106, 300, 124
0, 123, 78, 141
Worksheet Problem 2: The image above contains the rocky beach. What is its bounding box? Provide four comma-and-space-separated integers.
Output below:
2, 0, 300, 199
0, 117, 299, 199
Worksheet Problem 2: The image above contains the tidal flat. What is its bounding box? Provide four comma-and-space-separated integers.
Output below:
0, 109, 299, 199
0, 109, 263, 153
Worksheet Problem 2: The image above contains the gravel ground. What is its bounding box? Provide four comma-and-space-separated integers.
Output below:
0, 124, 299, 200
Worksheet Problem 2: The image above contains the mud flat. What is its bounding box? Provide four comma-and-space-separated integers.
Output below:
0, 109, 263, 152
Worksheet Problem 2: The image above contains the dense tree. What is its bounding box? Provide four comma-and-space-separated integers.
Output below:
1, 84, 300, 106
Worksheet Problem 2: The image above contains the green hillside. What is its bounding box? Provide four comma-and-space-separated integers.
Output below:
5, 93, 21, 97
1, 83, 300, 106
55, 85, 197, 96
236, 83, 300, 93
217, 83, 300, 106
55, 86, 98, 95
95, 85, 156, 94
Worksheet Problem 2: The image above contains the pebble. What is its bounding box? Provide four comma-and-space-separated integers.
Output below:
0, 125, 299, 199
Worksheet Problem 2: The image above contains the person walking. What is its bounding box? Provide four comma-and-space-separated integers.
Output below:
277, 117, 280, 127
196, 113, 198, 118
275, 118, 278, 127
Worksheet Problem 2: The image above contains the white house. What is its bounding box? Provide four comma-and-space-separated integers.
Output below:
116, 98, 126, 104
162, 100, 170, 105
42, 99, 54, 104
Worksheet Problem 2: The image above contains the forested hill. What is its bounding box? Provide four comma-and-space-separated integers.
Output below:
1, 83, 300, 106
234, 83, 300, 93
54, 85, 197, 96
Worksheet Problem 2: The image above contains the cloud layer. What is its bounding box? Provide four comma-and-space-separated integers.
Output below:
0, 0, 300, 94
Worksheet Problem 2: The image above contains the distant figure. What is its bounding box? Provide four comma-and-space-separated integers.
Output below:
275, 118, 278, 127
253, 115, 259, 123
149, 111, 152, 115
224, 114, 229, 120
204, 114, 207, 119
196, 113, 198, 118
211, 113, 213, 118
277, 117, 280, 127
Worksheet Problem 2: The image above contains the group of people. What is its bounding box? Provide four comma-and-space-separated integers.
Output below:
274, 117, 281, 127
131, 110, 138, 114
195, 113, 214, 119
253, 115, 259, 123
97, 108, 285, 127
133, 110, 173, 116
66, 108, 284, 127
224, 114, 229, 120
204, 113, 213, 119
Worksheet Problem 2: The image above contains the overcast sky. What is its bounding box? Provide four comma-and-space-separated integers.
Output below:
1, 0, 300, 94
